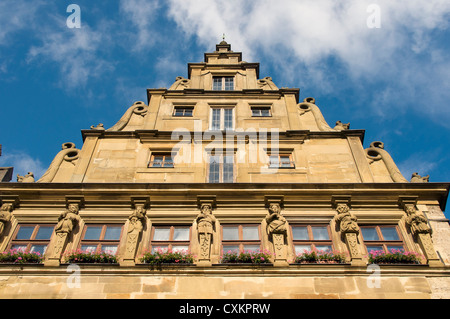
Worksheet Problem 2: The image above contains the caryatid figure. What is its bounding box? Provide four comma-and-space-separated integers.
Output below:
264, 203, 288, 265
123, 204, 147, 263
0, 203, 13, 235
46, 203, 81, 265
196, 203, 216, 264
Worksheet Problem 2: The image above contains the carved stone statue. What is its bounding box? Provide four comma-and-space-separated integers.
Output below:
402, 204, 441, 266
0, 203, 13, 235
55, 203, 80, 234
333, 203, 364, 265
264, 203, 289, 266
17, 172, 35, 183
123, 204, 147, 264
46, 203, 81, 266
90, 123, 105, 130
334, 121, 350, 130
410, 172, 429, 183
265, 203, 287, 239
334, 203, 359, 235
196, 203, 216, 264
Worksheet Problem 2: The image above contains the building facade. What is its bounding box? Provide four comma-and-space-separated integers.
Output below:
0, 42, 449, 299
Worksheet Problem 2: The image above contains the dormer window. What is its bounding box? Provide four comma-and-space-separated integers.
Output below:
213, 76, 234, 90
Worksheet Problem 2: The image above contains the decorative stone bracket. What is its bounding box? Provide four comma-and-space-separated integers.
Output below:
332, 196, 365, 266
399, 197, 443, 267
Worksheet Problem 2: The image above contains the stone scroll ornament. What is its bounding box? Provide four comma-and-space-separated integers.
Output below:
264, 203, 288, 265
168, 76, 191, 90
0, 203, 13, 236
123, 205, 147, 262
196, 203, 216, 265
48, 203, 81, 263
365, 141, 408, 182
106, 101, 148, 132
298, 97, 335, 132
37, 143, 80, 183
257, 77, 279, 90
403, 204, 442, 266
333, 203, 363, 265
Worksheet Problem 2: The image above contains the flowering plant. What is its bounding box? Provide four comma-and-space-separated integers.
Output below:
64, 249, 118, 264
139, 248, 195, 265
367, 249, 422, 264
294, 249, 346, 264
220, 249, 273, 264
0, 249, 43, 264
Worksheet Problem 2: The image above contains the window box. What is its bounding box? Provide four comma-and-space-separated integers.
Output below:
367, 249, 423, 265
293, 249, 347, 264
63, 249, 118, 264
0, 249, 43, 264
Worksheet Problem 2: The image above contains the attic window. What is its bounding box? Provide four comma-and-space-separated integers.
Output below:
148, 153, 174, 168
251, 106, 271, 117
173, 106, 193, 117
213, 76, 234, 90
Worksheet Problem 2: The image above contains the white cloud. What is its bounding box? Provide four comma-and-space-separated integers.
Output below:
0, 0, 45, 45
0, 151, 47, 181
165, 0, 450, 126
27, 19, 114, 89
119, 0, 161, 51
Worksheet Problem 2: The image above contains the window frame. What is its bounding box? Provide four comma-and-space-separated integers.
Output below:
221, 224, 262, 253
268, 153, 295, 169
212, 76, 234, 91
79, 224, 123, 254
209, 106, 235, 131
9, 224, 55, 255
149, 225, 192, 253
207, 152, 235, 183
148, 153, 174, 168
290, 224, 333, 254
360, 225, 406, 254
172, 106, 194, 117
251, 106, 272, 117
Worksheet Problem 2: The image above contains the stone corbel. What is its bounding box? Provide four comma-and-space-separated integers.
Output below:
121, 197, 150, 267
399, 197, 443, 267
332, 196, 365, 266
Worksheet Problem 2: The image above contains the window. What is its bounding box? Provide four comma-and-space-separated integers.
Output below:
360, 225, 405, 253
251, 106, 271, 117
173, 106, 193, 117
80, 224, 123, 254
213, 76, 234, 90
208, 154, 234, 183
222, 224, 261, 253
148, 153, 174, 168
210, 107, 234, 130
269, 154, 295, 168
290, 225, 333, 254
150, 225, 191, 252
9, 224, 54, 255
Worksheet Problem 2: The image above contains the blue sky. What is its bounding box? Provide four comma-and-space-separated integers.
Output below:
0, 1, 449, 214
